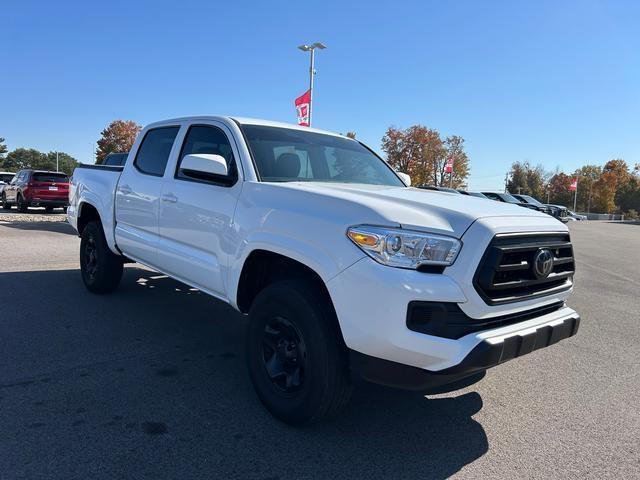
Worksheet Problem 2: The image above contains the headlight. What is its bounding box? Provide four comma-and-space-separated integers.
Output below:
347, 225, 461, 269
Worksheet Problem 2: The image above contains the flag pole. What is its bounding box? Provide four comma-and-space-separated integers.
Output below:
308, 48, 314, 127
573, 181, 578, 211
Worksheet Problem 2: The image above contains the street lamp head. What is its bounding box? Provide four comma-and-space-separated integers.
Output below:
298, 43, 327, 51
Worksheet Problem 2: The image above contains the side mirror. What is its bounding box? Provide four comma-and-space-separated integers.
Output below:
180, 154, 228, 178
397, 171, 411, 186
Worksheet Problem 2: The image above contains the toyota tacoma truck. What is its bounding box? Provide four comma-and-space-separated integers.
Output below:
68, 116, 580, 425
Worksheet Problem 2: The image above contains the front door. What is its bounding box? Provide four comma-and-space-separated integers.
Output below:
156, 122, 242, 298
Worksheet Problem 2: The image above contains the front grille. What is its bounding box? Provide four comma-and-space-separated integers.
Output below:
474, 233, 575, 305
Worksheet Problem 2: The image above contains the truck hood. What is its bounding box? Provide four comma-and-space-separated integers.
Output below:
267, 182, 553, 238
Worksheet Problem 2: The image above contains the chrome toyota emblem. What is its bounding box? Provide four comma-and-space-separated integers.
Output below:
533, 248, 554, 278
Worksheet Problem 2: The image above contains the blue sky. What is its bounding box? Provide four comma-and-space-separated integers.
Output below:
1, 0, 638, 190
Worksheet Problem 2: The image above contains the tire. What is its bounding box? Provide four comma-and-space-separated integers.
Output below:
17, 194, 28, 213
1, 194, 10, 210
246, 279, 352, 426
80, 221, 123, 293
45, 206, 54, 213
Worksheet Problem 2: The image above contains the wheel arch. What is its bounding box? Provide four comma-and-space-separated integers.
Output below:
234, 249, 337, 317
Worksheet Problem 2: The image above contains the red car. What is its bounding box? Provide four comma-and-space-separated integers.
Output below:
1, 169, 70, 213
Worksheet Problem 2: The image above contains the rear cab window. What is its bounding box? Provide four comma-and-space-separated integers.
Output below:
134, 127, 180, 176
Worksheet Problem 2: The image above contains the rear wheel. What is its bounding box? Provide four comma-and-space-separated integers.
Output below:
17, 194, 28, 213
80, 221, 123, 293
246, 280, 352, 426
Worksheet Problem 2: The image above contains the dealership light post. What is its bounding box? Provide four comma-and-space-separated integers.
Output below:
297, 42, 326, 127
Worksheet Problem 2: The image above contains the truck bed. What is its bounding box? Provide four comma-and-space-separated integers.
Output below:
68, 163, 123, 253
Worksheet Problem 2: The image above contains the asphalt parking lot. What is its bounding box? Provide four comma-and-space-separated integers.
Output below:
0, 220, 638, 479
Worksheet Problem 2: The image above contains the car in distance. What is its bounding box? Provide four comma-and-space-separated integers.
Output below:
458, 190, 489, 199
418, 185, 462, 194
481, 191, 544, 212
0, 171, 16, 197
68, 116, 580, 425
566, 210, 586, 221
2, 170, 70, 213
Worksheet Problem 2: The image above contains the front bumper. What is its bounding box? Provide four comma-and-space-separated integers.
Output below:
350, 310, 580, 391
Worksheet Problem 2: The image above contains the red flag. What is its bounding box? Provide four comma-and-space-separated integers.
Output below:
444, 156, 454, 174
569, 177, 578, 191
295, 89, 311, 126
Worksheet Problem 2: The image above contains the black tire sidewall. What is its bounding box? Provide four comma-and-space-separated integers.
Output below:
80, 221, 122, 293
246, 281, 345, 425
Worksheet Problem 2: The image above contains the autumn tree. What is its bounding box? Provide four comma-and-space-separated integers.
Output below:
574, 165, 601, 212
382, 125, 469, 188
436, 136, 470, 187
96, 120, 142, 163
548, 172, 573, 206
346, 131, 356, 139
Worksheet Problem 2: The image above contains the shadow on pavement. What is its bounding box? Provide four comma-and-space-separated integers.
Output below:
0, 221, 76, 234
0, 267, 488, 479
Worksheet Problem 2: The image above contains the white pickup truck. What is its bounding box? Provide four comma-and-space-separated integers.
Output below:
68, 116, 580, 425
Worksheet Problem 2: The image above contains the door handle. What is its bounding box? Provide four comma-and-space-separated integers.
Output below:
118, 184, 132, 195
161, 193, 178, 203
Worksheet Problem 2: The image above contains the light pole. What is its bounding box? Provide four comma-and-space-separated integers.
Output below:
297, 42, 326, 127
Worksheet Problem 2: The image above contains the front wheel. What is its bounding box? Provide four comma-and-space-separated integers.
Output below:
1, 194, 10, 210
246, 280, 352, 426
80, 221, 123, 293
45, 206, 54, 214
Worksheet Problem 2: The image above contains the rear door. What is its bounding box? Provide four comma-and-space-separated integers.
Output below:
156, 121, 242, 298
115, 126, 180, 267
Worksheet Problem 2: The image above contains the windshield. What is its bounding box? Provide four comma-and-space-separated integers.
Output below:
241, 125, 404, 186
519, 195, 544, 206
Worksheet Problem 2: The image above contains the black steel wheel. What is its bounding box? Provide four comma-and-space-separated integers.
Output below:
246, 279, 352, 426
80, 221, 123, 294
261, 316, 307, 394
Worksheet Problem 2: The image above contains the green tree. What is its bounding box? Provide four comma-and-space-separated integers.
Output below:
507, 161, 547, 199
96, 120, 142, 163
45, 152, 79, 176
0, 137, 7, 160
574, 165, 601, 213
0, 148, 78, 175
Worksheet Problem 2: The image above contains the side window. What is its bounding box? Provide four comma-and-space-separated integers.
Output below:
176, 125, 237, 184
134, 127, 180, 176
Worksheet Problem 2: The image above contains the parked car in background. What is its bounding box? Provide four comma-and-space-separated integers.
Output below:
102, 152, 129, 167
418, 185, 461, 194
566, 210, 586, 221
459, 190, 489, 199
544, 204, 569, 222
0, 171, 16, 196
481, 191, 544, 212
68, 115, 580, 425
512, 194, 552, 214
2, 170, 70, 213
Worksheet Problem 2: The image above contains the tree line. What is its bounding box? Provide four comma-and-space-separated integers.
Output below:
507, 160, 640, 217
3, 120, 636, 217
0, 120, 143, 176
